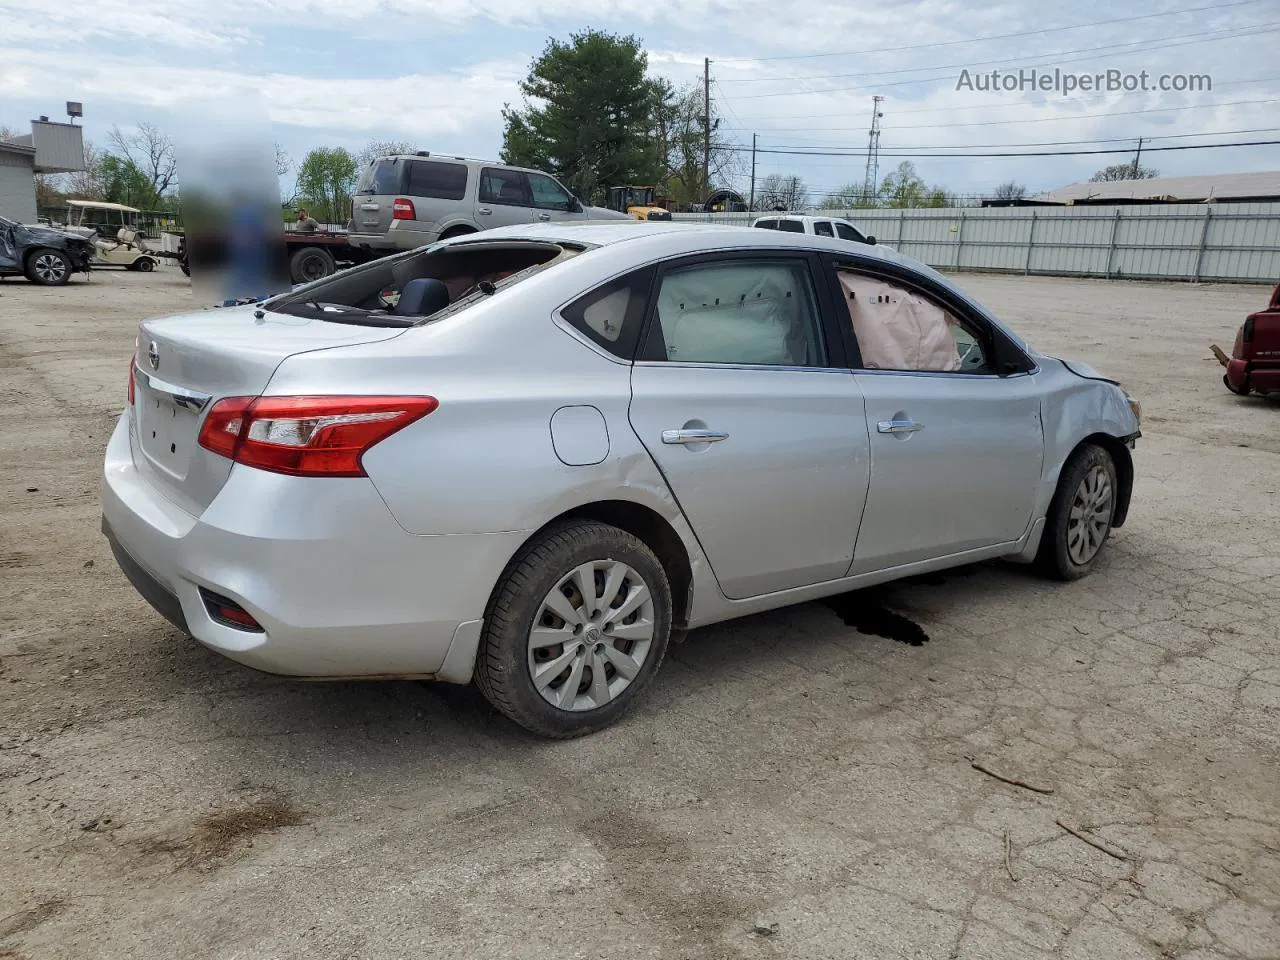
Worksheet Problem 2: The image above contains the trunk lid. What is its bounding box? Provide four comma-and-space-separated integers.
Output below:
130, 304, 406, 514
351, 158, 403, 239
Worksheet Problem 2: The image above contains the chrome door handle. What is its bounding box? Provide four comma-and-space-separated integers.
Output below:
877, 419, 924, 434
662, 429, 729, 445
478, 207, 492, 216
536, 213, 551, 221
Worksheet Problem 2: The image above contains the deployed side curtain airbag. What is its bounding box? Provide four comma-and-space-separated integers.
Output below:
656, 263, 807, 365
837, 271, 961, 372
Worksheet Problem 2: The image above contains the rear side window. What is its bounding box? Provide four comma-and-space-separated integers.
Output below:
404, 160, 468, 200
561, 267, 654, 359
813, 221, 834, 237
356, 160, 403, 195
754, 219, 777, 230
776, 219, 805, 233
480, 168, 531, 206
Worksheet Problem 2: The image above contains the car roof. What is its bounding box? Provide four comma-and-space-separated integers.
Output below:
444, 220, 897, 262
374, 153, 555, 178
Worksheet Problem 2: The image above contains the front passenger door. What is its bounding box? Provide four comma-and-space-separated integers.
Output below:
527, 173, 583, 223
827, 263, 1044, 574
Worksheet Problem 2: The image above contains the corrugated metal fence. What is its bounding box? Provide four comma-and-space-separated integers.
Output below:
672, 202, 1280, 283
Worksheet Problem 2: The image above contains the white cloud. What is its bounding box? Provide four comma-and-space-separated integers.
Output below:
0, 47, 524, 139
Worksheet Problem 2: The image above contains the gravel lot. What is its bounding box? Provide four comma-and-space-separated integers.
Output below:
1, 266, 1277, 960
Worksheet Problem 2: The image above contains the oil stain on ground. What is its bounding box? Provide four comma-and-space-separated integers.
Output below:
822, 589, 930, 646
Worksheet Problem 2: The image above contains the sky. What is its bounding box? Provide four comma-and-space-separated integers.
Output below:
2, 0, 1278, 203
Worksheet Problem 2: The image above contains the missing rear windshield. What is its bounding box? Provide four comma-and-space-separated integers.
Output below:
265, 240, 580, 326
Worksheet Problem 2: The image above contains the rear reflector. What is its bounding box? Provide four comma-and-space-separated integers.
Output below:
200, 588, 264, 631
128, 359, 136, 406
197, 395, 437, 477
392, 198, 416, 220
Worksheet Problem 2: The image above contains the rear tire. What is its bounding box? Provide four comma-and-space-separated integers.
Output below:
289, 246, 335, 284
1035, 444, 1118, 581
474, 520, 672, 738
136, 257, 155, 273
25, 248, 72, 286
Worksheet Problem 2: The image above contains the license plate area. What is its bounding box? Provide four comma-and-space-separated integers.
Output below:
138, 388, 199, 478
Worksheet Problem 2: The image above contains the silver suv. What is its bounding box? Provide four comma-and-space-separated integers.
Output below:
347, 152, 630, 251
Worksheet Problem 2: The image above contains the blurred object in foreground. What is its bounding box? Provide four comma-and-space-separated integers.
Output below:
176, 94, 289, 305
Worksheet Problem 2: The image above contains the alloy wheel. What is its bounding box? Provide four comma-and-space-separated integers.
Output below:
34, 254, 67, 283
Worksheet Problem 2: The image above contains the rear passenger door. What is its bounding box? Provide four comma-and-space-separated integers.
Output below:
476, 168, 534, 230
626, 252, 871, 599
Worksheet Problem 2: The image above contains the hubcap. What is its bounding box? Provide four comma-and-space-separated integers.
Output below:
34, 254, 66, 282
1066, 465, 1113, 565
527, 560, 655, 712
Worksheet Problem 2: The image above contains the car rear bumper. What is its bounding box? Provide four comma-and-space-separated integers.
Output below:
100, 412, 525, 680
1226, 359, 1280, 395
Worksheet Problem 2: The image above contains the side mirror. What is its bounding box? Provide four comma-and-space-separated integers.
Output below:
864, 235, 877, 245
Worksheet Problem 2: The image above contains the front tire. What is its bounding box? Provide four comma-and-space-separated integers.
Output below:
1036, 444, 1118, 581
25, 249, 72, 285
474, 521, 672, 738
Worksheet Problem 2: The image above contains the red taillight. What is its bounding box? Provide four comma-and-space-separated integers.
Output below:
392, 198, 416, 220
197, 395, 437, 477
128, 359, 136, 405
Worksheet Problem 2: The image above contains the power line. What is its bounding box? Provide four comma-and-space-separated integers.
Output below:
717, 25, 1279, 100
728, 138, 1280, 159
742, 97, 1280, 135
762, 127, 1280, 152
711, 0, 1269, 63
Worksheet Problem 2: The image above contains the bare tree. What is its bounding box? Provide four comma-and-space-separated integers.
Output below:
358, 139, 418, 166
1090, 162, 1158, 182
0, 125, 17, 141
274, 143, 293, 178
651, 80, 742, 207
994, 181, 1027, 201
108, 122, 177, 196
756, 174, 808, 212
65, 141, 107, 199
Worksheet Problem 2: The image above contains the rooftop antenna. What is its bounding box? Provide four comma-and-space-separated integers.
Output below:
861, 96, 885, 206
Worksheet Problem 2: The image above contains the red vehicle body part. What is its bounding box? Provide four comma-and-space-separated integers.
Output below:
1225, 282, 1280, 397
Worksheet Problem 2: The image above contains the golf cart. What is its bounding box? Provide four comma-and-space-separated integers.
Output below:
63, 200, 162, 272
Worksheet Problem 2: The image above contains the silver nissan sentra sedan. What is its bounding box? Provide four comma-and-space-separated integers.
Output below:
102, 222, 1141, 737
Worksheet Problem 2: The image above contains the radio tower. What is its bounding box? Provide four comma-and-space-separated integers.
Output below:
861, 96, 885, 205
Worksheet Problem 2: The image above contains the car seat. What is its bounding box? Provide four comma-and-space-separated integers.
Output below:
394, 277, 451, 316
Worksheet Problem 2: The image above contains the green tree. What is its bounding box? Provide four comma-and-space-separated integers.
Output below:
1090, 162, 1159, 182
878, 162, 954, 208
500, 30, 664, 203
818, 183, 865, 209
100, 155, 162, 208
295, 146, 358, 223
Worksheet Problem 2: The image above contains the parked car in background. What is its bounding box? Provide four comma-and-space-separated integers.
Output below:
346, 152, 630, 252
102, 222, 1141, 738
1220, 281, 1280, 398
0, 214, 94, 285
753, 214, 876, 245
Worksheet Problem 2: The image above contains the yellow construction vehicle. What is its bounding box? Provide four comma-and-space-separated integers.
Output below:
605, 186, 673, 221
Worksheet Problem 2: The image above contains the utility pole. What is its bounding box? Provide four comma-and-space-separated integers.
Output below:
861, 96, 885, 206
749, 133, 757, 211
1130, 137, 1144, 179
703, 57, 711, 200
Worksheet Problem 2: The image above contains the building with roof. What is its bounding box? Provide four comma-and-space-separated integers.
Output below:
0, 118, 86, 223
1037, 170, 1280, 206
